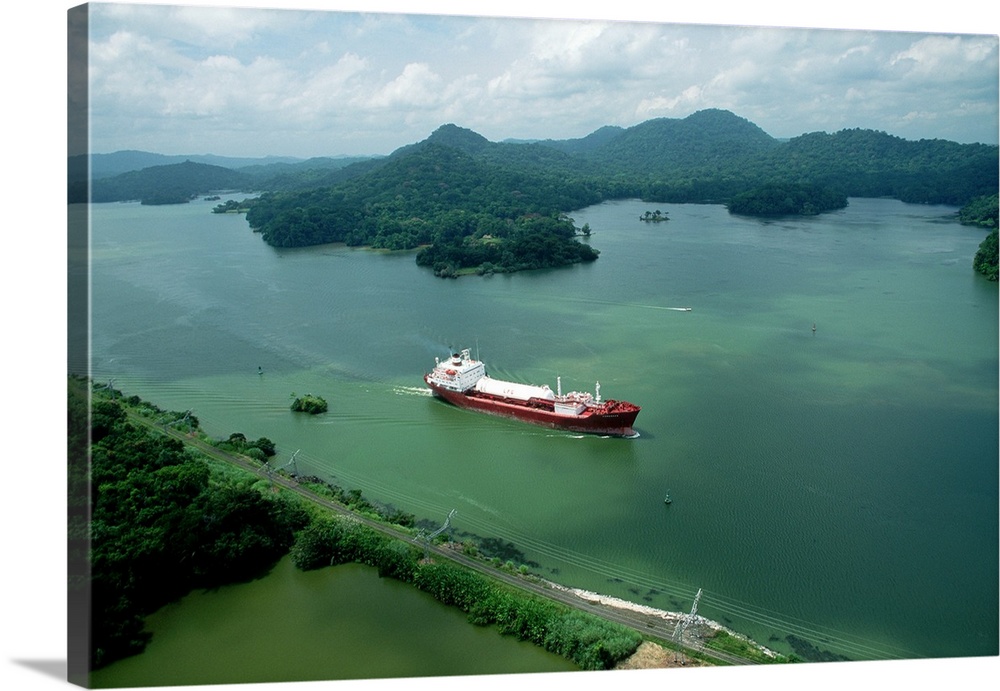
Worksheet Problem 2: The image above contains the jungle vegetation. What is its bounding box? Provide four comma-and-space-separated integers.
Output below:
959, 194, 998, 281
87, 160, 253, 205
959, 193, 999, 229
241, 112, 998, 276
725, 183, 848, 216
973, 228, 998, 281
75, 110, 998, 277
71, 378, 309, 668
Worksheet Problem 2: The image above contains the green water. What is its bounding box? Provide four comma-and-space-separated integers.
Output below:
89, 558, 577, 687
85, 195, 998, 668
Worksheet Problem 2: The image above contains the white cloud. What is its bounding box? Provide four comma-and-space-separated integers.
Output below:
891, 34, 998, 86
96, 3, 301, 50
82, 4, 999, 156
369, 63, 445, 108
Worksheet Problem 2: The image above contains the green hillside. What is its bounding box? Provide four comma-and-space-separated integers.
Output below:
88, 160, 253, 205
73, 109, 999, 277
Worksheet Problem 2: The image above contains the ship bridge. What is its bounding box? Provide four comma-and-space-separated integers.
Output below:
426, 349, 487, 392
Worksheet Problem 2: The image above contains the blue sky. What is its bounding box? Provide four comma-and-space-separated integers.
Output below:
81, 1, 999, 157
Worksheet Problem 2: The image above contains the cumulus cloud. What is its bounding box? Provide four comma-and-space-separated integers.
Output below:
369, 63, 444, 108
84, 4, 998, 157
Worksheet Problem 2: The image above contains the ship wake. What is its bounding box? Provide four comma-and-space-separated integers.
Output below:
393, 385, 434, 397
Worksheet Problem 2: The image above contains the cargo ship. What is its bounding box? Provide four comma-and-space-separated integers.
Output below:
424, 349, 640, 437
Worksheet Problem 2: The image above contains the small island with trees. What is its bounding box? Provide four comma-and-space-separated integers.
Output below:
290, 394, 328, 414
639, 210, 669, 222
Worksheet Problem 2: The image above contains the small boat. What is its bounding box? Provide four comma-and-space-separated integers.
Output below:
663, 491, 672, 505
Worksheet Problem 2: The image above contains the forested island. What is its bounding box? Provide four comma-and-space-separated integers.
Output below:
73, 109, 998, 277
290, 393, 328, 414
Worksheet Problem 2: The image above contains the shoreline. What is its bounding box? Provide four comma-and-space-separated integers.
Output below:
546, 581, 783, 666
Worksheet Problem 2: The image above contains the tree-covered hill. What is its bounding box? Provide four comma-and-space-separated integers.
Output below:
397, 123, 601, 177
70, 153, 381, 203
72, 150, 308, 180
767, 129, 998, 205
542, 110, 997, 205
245, 141, 602, 275
238, 110, 996, 276
536, 125, 626, 155
72, 109, 998, 276
581, 108, 781, 176
88, 160, 255, 205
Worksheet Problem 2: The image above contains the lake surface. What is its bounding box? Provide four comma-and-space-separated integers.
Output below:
83, 195, 997, 670
89, 558, 577, 687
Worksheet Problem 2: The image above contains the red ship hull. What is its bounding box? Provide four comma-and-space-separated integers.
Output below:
425, 375, 640, 437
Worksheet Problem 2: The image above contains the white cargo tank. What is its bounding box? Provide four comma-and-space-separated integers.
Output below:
474, 376, 556, 401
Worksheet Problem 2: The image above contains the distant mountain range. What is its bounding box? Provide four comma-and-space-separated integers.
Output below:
70, 153, 381, 205
69, 150, 368, 180
71, 108, 998, 209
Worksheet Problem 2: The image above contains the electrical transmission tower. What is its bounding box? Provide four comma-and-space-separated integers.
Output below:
94, 379, 117, 399
415, 509, 456, 559
672, 587, 703, 663
264, 449, 300, 486
160, 409, 194, 432
277, 449, 300, 478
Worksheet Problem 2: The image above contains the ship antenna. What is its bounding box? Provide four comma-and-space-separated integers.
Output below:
557, 376, 562, 397
595, 381, 601, 403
